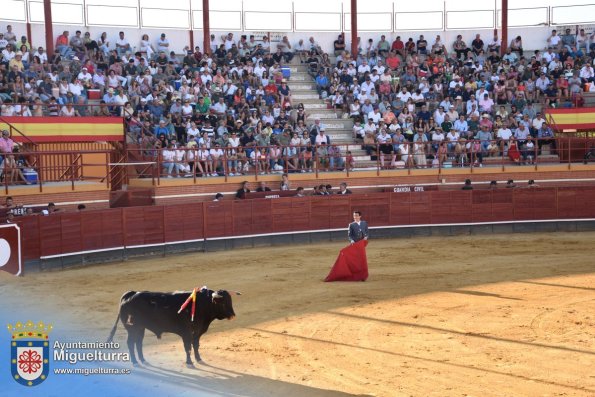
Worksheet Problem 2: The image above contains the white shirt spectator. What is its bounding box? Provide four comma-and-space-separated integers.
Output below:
224, 37, 234, 51
367, 110, 382, 124
466, 99, 478, 114
434, 110, 446, 125
93, 73, 106, 88
68, 82, 84, 97
254, 64, 266, 78
116, 37, 130, 50
212, 101, 227, 114
353, 123, 364, 138
162, 148, 175, 162
113, 93, 128, 106
363, 121, 377, 135
547, 34, 561, 48
2, 48, 15, 61
187, 126, 200, 139
1, 104, 15, 116
261, 113, 274, 125
487, 37, 500, 50
156, 36, 170, 53
33, 50, 48, 64
209, 147, 224, 159
431, 131, 445, 143
373, 64, 386, 75
16, 104, 32, 117
200, 73, 212, 85
229, 135, 240, 148
396, 90, 412, 102
360, 81, 375, 95
449, 79, 463, 90
376, 131, 391, 143
418, 81, 430, 94
580, 65, 594, 80
315, 133, 329, 145
497, 127, 513, 140
577, 32, 589, 49
60, 106, 76, 117
198, 148, 210, 161
536, 76, 550, 91
294, 40, 306, 52
542, 51, 556, 64
532, 116, 545, 131
78, 70, 93, 83
446, 131, 460, 142
357, 63, 371, 75
412, 92, 425, 103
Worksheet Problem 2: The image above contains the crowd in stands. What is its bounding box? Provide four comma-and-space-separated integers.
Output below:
1, 25, 594, 178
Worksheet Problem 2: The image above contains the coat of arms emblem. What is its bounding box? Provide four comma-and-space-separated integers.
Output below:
7, 320, 52, 387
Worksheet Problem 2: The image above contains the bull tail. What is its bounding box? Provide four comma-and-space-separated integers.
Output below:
107, 291, 136, 343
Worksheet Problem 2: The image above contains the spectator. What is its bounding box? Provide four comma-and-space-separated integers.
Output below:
338, 182, 352, 195
43, 202, 58, 215
462, 179, 473, 190
561, 28, 576, 51
547, 30, 561, 50
256, 181, 271, 192
115, 32, 131, 56
235, 181, 250, 199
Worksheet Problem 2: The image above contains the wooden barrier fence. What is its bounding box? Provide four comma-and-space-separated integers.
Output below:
15, 186, 595, 262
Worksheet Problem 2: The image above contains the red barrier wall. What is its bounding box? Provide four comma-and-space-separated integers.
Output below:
16, 187, 595, 261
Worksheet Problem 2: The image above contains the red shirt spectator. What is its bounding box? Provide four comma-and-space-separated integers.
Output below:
391, 38, 404, 51
56, 32, 69, 47
264, 82, 278, 96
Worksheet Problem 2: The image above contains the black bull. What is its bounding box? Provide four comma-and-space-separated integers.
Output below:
107, 289, 238, 366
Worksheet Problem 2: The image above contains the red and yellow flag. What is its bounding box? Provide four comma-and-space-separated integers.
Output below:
0, 117, 124, 142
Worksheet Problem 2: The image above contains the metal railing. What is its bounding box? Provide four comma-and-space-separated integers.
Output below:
2, 137, 594, 193
121, 137, 595, 184
1, 149, 112, 194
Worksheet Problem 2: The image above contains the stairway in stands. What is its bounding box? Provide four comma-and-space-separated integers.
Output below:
285, 60, 376, 169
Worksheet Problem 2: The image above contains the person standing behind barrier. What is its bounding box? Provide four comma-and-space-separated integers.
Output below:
348, 211, 369, 244
235, 181, 250, 199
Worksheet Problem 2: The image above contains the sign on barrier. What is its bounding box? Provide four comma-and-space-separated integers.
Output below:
0, 224, 22, 276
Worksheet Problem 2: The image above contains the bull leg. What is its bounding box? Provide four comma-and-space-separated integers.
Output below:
126, 331, 139, 366
181, 334, 193, 366
192, 333, 201, 362
135, 328, 147, 364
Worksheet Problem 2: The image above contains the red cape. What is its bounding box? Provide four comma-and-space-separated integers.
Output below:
325, 240, 368, 282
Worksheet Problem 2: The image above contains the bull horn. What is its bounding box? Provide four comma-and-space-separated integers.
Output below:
212, 291, 223, 299
230, 291, 242, 296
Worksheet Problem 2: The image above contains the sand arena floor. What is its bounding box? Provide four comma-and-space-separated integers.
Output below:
1, 232, 595, 397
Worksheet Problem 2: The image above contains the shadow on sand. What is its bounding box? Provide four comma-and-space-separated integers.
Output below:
128, 360, 370, 397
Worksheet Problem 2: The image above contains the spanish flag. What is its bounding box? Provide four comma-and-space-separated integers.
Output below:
546, 108, 595, 130
0, 117, 124, 143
